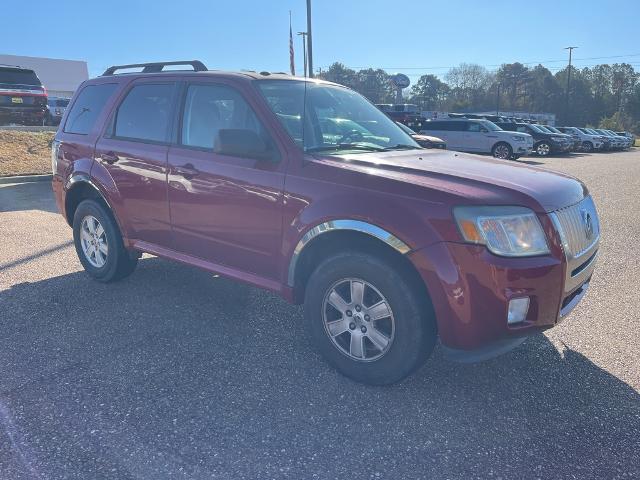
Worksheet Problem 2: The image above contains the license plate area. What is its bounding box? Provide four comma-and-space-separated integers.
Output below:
11, 97, 23, 104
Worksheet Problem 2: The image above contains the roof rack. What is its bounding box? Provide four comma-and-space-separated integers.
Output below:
102, 60, 207, 76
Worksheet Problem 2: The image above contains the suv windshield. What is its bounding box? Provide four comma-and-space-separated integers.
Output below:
257, 80, 419, 153
0, 67, 42, 86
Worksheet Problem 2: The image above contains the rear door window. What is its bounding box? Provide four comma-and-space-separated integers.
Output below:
113, 83, 176, 143
64, 83, 118, 135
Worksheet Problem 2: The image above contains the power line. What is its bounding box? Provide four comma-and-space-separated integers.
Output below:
321, 52, 640, 72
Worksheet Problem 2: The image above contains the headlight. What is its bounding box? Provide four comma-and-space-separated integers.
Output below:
512, 136, 525, 142
453, 206, 550, 257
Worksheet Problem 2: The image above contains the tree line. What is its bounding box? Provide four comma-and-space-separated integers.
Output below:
317, 62, 640, 132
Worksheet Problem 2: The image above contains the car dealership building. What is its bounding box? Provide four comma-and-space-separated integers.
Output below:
0, 53, 88, 98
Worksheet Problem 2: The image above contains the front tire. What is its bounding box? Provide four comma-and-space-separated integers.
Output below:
73, 199, 138, 282
492, 142, 512, 160
304, 252, 437, 385
582, 141, 593, 153
535, 142, 551, 156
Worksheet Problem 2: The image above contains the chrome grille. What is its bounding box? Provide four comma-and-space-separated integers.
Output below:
553, 195, 600, 258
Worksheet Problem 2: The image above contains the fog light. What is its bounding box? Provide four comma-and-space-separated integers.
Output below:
508, 297, 530, 325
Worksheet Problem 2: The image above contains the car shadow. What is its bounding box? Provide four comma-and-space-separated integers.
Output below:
0, 256, 638, 478
0, 181, 57, 214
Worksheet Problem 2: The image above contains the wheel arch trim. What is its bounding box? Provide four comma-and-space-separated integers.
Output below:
64, 175, 125, 239
287, 220, 411, 287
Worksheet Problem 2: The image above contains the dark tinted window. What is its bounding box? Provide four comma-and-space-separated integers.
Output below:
447, 121, 467, 131
181, 83, 274, 152
0, 67, 41, 86
64, 84, 118, 135
114, 83, 175, 142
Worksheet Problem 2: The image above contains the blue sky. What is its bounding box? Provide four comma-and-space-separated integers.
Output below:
2, 0, 638, 80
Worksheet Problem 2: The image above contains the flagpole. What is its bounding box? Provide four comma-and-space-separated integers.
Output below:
289, 11, 295, 75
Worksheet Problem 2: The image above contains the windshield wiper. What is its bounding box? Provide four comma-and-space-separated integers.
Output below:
383, 144, 421, 151
306, 143, 388, 153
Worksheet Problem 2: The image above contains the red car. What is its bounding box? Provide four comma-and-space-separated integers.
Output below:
52, 61, 600, 384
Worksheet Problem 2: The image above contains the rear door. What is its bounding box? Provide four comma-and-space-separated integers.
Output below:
166, 81, 286, 281
94, 80, 178, 247
463, 121, 492, 152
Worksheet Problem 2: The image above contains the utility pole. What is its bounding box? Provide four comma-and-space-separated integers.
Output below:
297, 32, 308, 77
496, 83, 500, 115
306, 0, 314, 78
564, 46, 578, 125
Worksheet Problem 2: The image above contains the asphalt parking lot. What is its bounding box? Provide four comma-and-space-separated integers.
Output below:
1, 150, 639, 479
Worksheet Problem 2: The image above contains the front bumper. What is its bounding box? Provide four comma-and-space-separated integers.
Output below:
409, 222, 597, 352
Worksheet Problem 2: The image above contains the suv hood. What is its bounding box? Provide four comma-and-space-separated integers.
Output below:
314, 149, 586, 212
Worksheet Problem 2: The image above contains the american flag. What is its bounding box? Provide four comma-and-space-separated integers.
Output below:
289, 12, 295, 75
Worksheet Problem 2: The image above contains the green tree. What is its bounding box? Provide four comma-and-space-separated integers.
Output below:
407, 74, 450, 110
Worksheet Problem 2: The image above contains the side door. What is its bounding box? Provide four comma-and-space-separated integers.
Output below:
465, 122, 494, 153
94, 81, 178, 247
167, 81, 286, 281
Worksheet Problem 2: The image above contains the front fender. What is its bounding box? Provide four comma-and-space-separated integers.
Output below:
281, 190, 446, 286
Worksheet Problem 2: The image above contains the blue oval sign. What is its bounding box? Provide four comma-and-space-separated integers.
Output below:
391, 73, 410, 89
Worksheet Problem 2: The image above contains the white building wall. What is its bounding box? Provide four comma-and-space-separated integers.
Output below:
0, 54, 88, 98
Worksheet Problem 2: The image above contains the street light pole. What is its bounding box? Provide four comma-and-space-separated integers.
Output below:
297, 32, 308, 77
306, 0, 314, 78
496, 83, 500, 116
564, 46, 578, 125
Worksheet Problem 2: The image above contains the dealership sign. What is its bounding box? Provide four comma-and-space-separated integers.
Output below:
390, 73, 411, 89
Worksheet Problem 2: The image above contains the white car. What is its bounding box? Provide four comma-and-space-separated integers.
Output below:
419, 119, 533, 160
557, 127, 604, 152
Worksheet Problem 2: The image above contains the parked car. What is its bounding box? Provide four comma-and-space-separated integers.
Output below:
376, 103, 428, 131
579, 128, 611, 150
497, 122, 572, 156
615, 131, 636, 145
0, 65, 47, 125
543, 126, 581, 151
419, 118, 533, 159
52, 60, 600, 385
594, 129, 626, 150
602, 129, 632, 149
556, 127, 604, 152
45, 97, 70, 125
395, 121, 446, 149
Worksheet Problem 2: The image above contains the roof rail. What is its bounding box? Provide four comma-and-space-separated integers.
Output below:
102, 60, 207, 76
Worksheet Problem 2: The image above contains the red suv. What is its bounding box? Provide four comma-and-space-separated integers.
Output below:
52, 61, 600, 384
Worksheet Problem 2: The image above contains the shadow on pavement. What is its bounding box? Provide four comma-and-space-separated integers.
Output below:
0, 256, 638, 479
0, 181, 57, 214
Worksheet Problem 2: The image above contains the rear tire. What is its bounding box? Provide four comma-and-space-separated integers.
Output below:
72, 199, 138, 282
492, 142, 512, 160
304, 251, 437, 385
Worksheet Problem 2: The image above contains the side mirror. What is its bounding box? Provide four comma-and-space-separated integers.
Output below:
214, 129, 279, 162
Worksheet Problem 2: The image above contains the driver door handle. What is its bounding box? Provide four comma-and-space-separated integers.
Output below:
174, 163, 199, 178
100, 152, 119, 164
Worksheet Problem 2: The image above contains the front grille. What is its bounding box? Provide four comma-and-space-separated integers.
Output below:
553, 195, 600, 258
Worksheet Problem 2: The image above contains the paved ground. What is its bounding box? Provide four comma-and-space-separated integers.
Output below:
1, 150, 639, 479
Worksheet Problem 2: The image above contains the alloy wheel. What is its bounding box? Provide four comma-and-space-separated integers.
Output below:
493, 144, 511, 159
80, 215, 108, 268
322, 278, 395, 362
536, 143, 550, 156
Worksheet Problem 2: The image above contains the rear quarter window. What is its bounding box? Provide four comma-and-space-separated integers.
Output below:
64, 84, 118, 135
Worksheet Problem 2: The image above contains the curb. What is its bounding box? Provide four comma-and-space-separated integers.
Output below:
0, 174, 53, 185
0, 126, 57, 132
